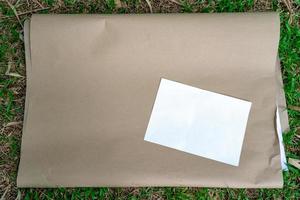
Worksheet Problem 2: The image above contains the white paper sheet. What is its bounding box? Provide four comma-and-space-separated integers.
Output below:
276, 108, 288, 171
144, 79, 252, 166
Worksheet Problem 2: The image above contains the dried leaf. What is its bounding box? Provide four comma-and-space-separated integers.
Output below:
144, 0, 153, 13
5, 121, 22, 127
5, 63, 23, 78
5, 62, 12, 75
6, 72, 23, 78
115, 0, 122, 8
288, 158, 300, 169
4, 0, 23, 28
169, 0, 182, 6
0, 186, 9, 200
288, 105, 300, 112
15, 190, 21, 200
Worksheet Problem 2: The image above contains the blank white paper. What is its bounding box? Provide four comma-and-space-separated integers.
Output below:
144, 78, 252, 166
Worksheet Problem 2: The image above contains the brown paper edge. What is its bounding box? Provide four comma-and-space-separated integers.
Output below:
17, 19, 31, 187
276, 57, 290, 133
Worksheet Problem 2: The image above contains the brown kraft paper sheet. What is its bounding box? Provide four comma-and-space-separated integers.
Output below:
18, 13, 287, 188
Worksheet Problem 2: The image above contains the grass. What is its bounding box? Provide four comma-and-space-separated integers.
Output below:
0, 0, 299, 199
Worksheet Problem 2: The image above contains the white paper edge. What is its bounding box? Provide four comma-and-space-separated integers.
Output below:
276, 108, 288, 171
